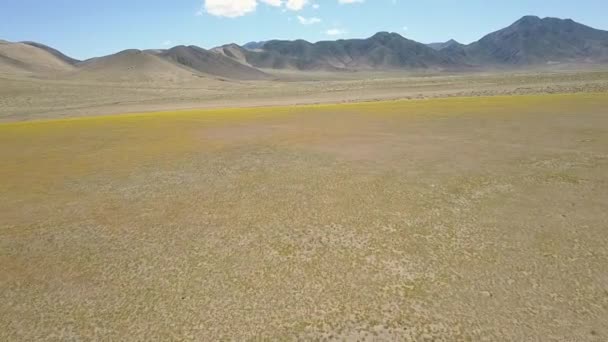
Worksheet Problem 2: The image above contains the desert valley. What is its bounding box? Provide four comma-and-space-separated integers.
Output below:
1, 12, 608, 341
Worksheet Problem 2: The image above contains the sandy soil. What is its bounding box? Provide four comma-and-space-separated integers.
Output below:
1, 94, 607, 340
1, 68, 608, 122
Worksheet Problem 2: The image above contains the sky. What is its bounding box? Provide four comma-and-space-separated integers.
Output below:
1, 0, 608, 60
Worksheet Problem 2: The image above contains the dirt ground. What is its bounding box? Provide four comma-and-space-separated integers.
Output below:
1, 93, 607, 340
1, 68, 608, 122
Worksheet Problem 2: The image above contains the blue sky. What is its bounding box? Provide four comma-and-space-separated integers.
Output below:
1, 0, 607, 60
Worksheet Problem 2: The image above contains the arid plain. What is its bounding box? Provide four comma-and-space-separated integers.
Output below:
2, 67, 608, 122
1, 72, 608, 340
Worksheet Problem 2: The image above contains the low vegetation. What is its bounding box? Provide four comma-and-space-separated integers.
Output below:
2, 94, 607, 340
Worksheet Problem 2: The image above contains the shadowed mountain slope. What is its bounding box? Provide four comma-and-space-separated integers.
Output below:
464, 16, 608, 65
237, 32, 457, 70
233, 16, 608, 69
160, 45, 271, 80
210, 44, 254, 67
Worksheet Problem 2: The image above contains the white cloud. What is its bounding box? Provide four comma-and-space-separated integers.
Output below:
202, 0, 309, 17
260, 0, 282, 6
312, 4, 320, 9
285, 0, 309, 10
204, 0, 257, 18
162, 40, 172, 46
297, 15, 321, 25
326, 28, 347, 36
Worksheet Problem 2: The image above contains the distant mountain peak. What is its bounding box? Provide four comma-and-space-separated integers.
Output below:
517, 15, 541, 22
427, 39, 462, 51
370, 31, 401, 39
115, 49, 144, 56
243, 41, 267, 50
513, 15, 581, 28
467, 15, 608, 65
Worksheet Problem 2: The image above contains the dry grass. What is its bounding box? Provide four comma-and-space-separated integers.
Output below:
1, 68, 608, 122
1, 94, 608, 340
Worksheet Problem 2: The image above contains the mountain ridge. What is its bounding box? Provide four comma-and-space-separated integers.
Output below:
2, 16, 607, 80
213, 16, 608, 71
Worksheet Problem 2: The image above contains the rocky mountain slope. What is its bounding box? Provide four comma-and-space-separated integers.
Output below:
464, 16, 608, 65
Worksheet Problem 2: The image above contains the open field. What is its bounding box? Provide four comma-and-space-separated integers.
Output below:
1, 68, 608, 122
1, 93, 608, 340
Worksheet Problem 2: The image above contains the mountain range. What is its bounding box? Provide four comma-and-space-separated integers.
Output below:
1, 16, 607, 81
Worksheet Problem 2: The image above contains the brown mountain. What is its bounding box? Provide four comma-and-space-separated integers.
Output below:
75, 49, 197, 82
22, 41, 80, 65
0, 40, 75, 74
211, 44, 254, 67
159, 45, 271, 80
